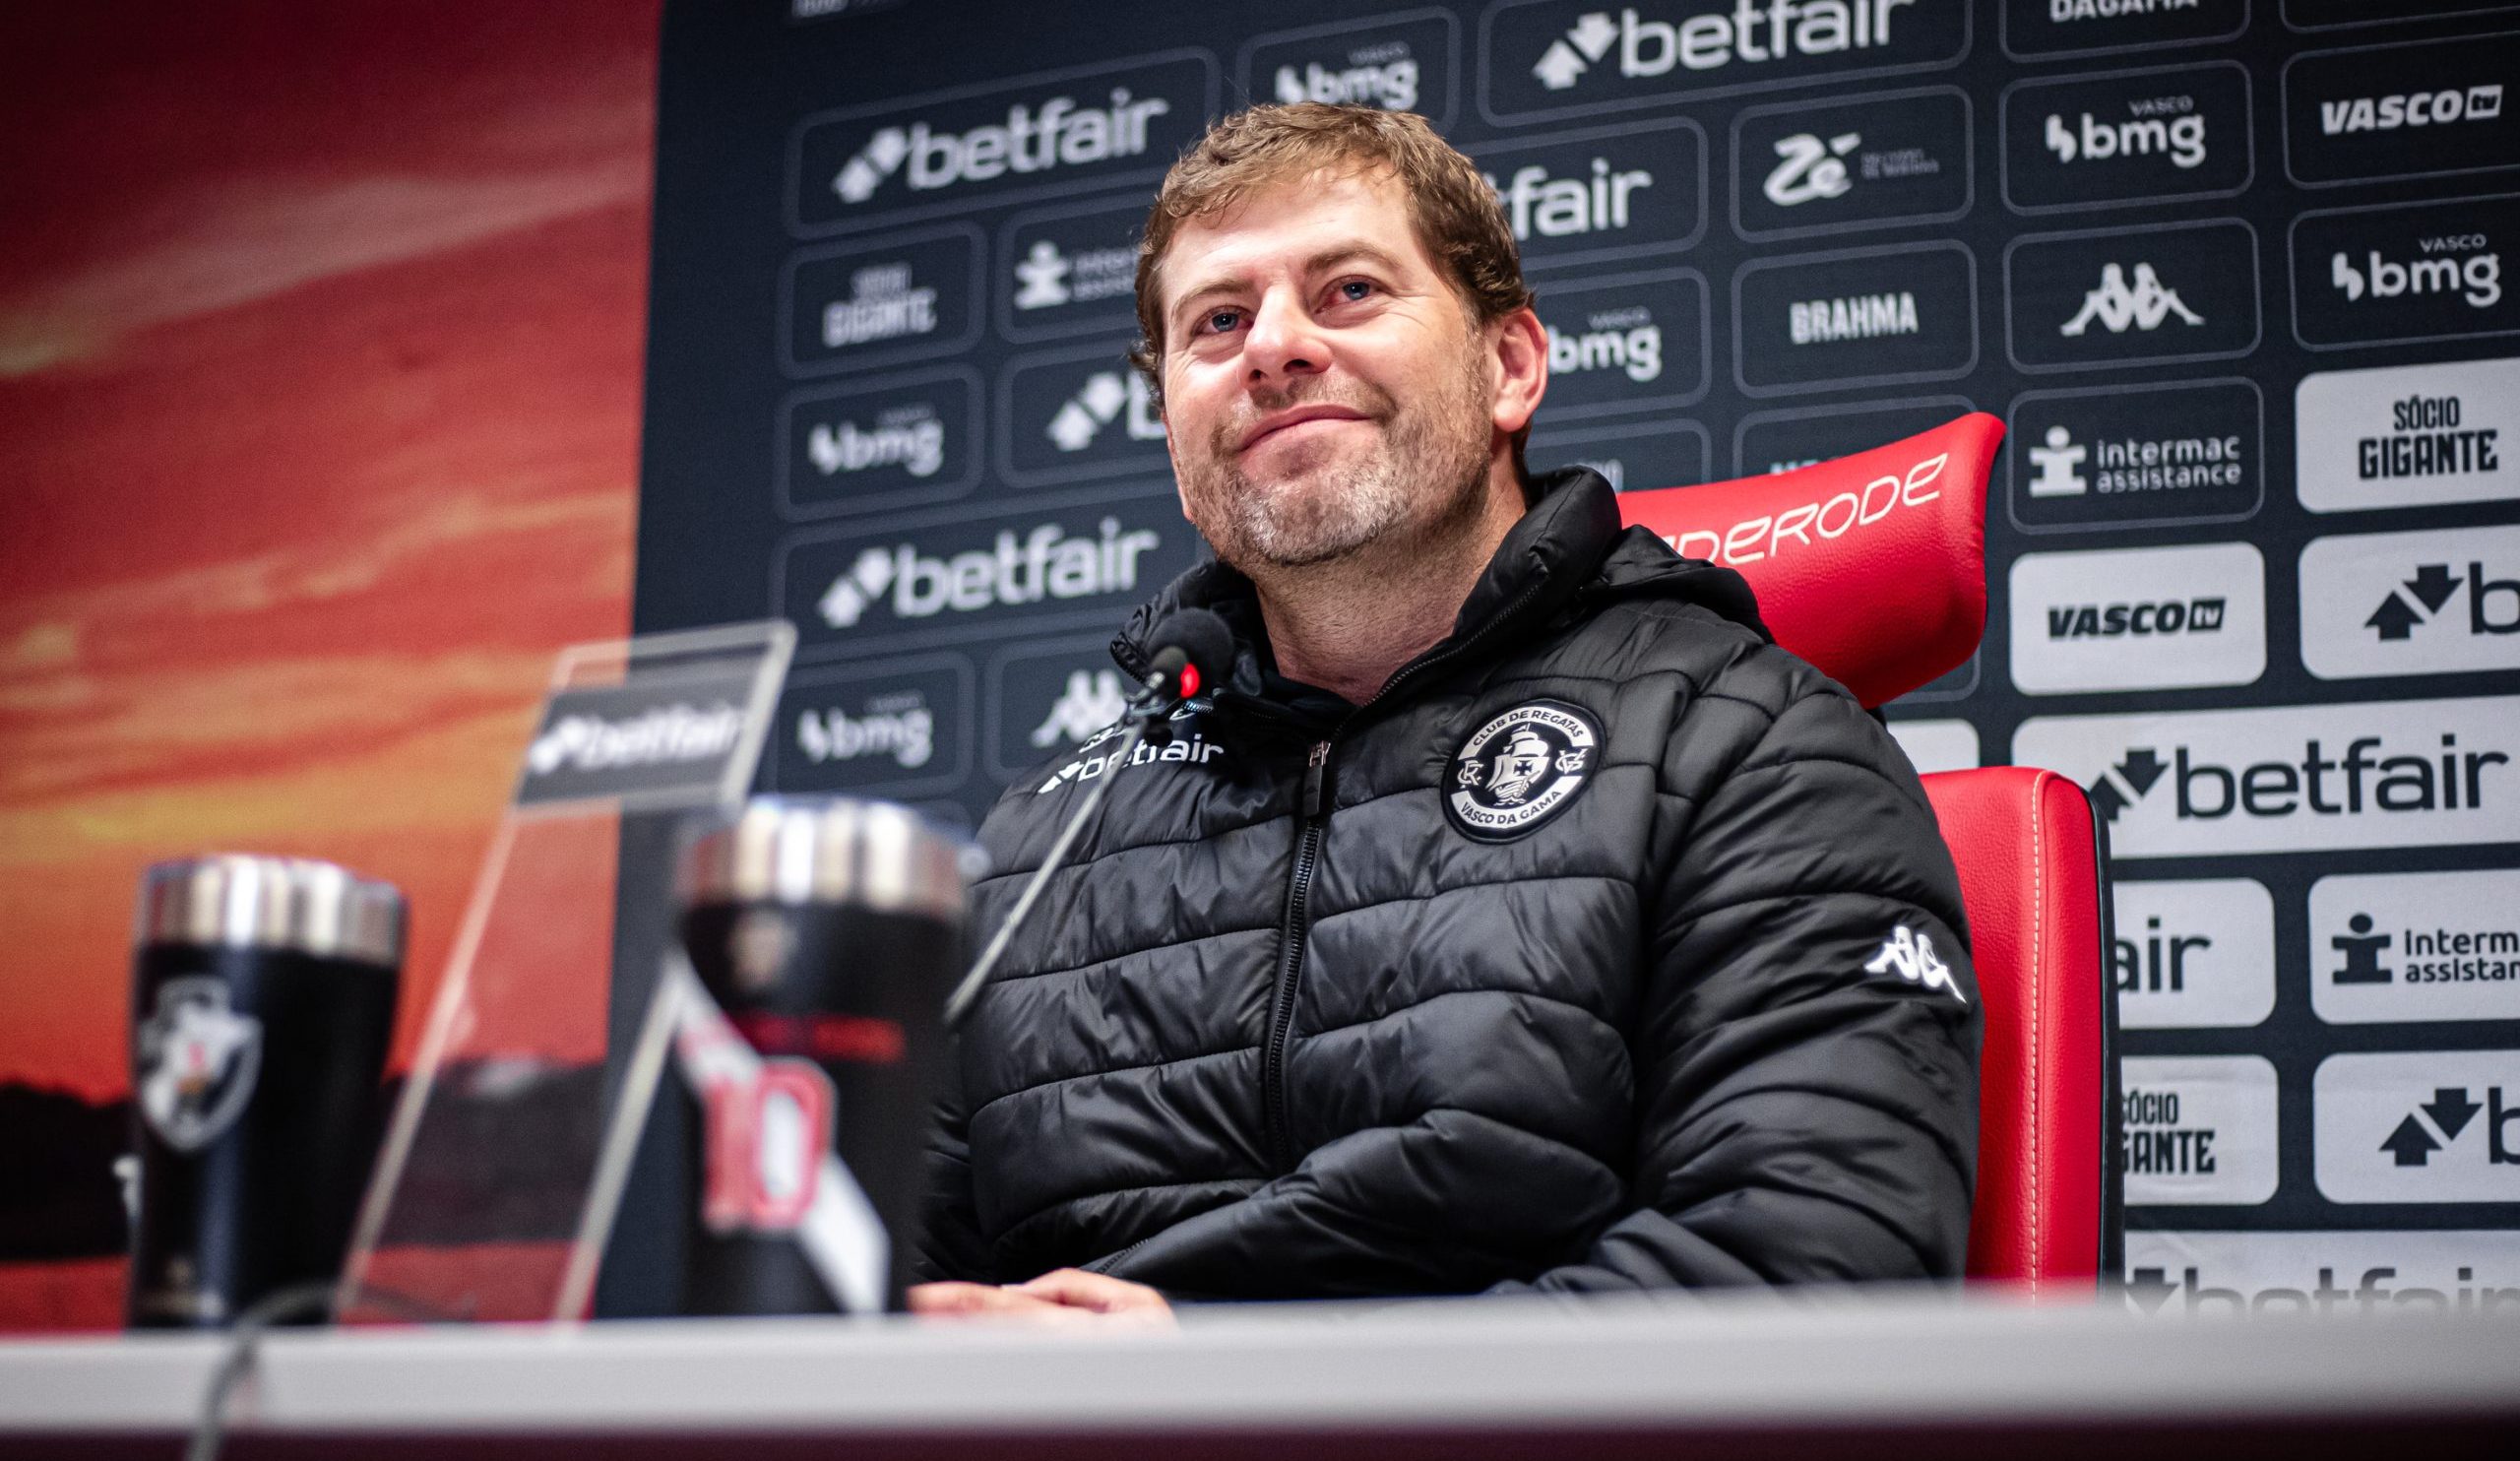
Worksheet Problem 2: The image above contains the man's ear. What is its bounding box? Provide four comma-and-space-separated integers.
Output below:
1487, 306, 1547, 437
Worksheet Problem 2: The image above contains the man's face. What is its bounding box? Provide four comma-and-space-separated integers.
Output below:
1155, 168, 1501, 572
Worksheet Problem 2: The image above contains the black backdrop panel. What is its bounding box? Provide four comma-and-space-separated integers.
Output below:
636, 0, 2520, 1306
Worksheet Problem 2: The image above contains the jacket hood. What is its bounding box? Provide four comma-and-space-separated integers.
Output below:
1114, 467, 1770, 703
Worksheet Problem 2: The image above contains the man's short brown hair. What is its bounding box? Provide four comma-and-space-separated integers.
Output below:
1128, 103, 1534, 404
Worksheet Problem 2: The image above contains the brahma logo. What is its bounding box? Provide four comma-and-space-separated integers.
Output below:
1654, 449, 1945, 564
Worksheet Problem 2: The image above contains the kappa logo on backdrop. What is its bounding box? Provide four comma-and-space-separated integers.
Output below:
1530, 4, 1928, 93
138, 979, 263, 1154
1864, 924, 1967, 1003
1045, 371, 1165, 453
2062, 261, 2204, 335
1031, 669, 1131, 748
1446, 701, 1601, 840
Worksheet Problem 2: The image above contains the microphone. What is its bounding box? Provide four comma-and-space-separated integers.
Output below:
943, 609, 1235, 1027
1130, 607, 1232, 741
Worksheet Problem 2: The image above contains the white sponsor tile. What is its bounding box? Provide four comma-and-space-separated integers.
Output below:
2009, 541, 2266, 694
2012, 696, 2520, 858
2122, 1229, 2520, 1318
2296, 356, 2520, 513
2300, 523, 2520, 679
1889, 718, 1980, 774
2316, 1049, 2520, 1203
2122, 1054, 2281, 1206
2114, 879, 2276, 1030
2309, 870, 2520, 1024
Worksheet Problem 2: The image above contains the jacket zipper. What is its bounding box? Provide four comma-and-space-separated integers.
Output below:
1255, 581, 1555, 1174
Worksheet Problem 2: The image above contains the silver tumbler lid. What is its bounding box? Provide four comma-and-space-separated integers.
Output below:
676, 796, 968, 921
135, 854, 407, 967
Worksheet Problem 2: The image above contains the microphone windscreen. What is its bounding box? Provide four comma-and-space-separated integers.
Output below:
1150, 607, 1235, 699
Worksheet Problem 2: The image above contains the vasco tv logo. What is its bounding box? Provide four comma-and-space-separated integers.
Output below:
2299, 524, 2520, 680
2285, 32, 2520, 188
2012, 696, 2520, 856
2008, 541, 2263, 695
791, 53, 1214, 232
1482, 0, 1971, 122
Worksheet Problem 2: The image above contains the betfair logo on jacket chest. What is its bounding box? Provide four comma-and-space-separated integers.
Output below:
1447, 701, 1602, 841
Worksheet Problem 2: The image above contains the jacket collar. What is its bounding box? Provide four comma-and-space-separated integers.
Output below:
1114, 467, 1632, 719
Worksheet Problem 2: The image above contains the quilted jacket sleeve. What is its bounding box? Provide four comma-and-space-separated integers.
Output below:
1500, 667, 1983, 1292
914, 1052, 995, 1283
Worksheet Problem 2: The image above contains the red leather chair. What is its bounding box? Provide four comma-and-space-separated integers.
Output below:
1616, 413, 2122, 1297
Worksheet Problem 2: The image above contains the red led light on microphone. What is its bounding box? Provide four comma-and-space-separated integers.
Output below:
1177, 664, 1201, 699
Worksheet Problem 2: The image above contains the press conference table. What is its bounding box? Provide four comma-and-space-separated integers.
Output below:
3, 1289, 2515, 1459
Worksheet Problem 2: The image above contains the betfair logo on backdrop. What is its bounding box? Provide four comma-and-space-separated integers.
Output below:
1045, 372, 1164, 454
813, 517, 1164, 631
2300, 524, 2520, 680
2317, 1051, 2520, 1203
1531, 3, 1927, 93
793, 54, 1212, 231
2013, 697, 2520, 856
831, 89, 1172, 207
1488, 157, 1655, 241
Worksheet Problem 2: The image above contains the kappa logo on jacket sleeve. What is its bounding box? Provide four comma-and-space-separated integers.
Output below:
1864, 924, 1967, 1005
1444, 700, 1601, 841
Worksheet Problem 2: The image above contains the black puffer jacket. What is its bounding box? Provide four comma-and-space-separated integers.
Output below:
921, 468, 1980, 1298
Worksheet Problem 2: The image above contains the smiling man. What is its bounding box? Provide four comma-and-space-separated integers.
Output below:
912, 104, 1980, 1322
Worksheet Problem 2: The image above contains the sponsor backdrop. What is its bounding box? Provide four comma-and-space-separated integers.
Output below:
636, 0, 2520, 1300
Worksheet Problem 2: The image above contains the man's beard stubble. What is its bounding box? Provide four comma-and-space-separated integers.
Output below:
1175, 341, 1494, 575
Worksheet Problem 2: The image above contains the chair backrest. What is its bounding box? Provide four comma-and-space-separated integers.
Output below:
1615, 413, 2122, 1293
